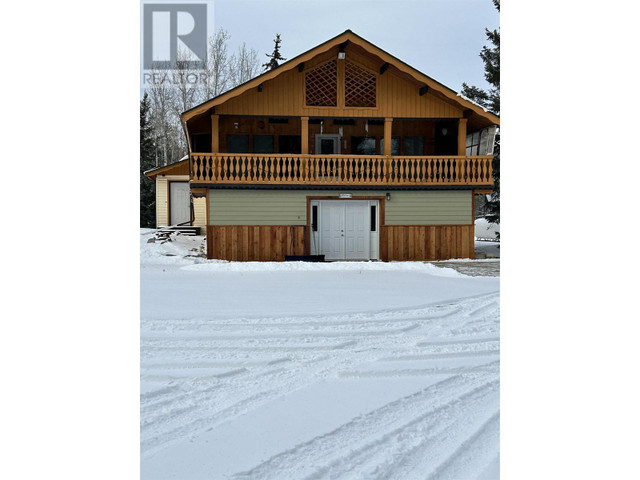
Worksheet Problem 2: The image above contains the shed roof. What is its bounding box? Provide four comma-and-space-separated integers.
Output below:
143, 157, 189, 180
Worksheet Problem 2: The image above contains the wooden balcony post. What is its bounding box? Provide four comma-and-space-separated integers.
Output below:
457, 118, 468, 156
301, 116, 309, 154
211, 114, 219, 153
384, 117, 393, 156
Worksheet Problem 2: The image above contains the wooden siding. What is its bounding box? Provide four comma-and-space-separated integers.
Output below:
213, 47, 462, 119
384, 190, 471, 225
380, 225, 475, 261
209, 189, 471, 226
155, 177, 168, 226
207, 225, 306, 261
193, 196, 206, 229
206, 224, 473, 261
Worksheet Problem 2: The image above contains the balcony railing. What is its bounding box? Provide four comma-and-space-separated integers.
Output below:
190, 153, 493, 186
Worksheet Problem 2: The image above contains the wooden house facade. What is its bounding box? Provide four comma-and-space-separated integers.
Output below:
181, 30, 499, 261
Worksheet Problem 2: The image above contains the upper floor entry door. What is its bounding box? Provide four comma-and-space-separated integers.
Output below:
315, 134, 341, 154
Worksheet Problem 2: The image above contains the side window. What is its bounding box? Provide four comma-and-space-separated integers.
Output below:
380, 136, 400, 155
370, 204, 377, 232
404, 136, 424, 155
227, 134, 249, 153
312, 205, 318, 231
253, 135, 274, 153
352, 136, 376, 155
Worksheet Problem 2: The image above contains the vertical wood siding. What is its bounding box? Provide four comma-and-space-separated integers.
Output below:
207, 225, 306, 261
380, 225, 475, 261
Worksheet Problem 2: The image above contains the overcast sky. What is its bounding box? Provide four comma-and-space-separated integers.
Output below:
213, 0, 499, 93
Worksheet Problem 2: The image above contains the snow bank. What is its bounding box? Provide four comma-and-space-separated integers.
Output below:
139, 229, 207, 267
182, 260, 464, 277
141, 229, 467, 277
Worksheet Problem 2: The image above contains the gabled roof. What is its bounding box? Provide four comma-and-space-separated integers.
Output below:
144, 157, 189, 180
182, 30, 499, 126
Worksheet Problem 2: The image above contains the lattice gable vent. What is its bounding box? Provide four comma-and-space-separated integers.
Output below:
345, 61, 376, 107
305, 60, 338, 106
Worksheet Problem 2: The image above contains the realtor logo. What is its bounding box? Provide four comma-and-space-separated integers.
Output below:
142, 2, 207, 70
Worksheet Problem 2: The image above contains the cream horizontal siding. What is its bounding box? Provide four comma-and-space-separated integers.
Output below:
156, 177, 168, 227
209, 189, 471, 226
193, 196, 207, 229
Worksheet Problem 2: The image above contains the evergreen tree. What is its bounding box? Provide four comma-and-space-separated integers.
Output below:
140, 92, 156, 228
462, 0, 500, 226
263, 34, 286, 71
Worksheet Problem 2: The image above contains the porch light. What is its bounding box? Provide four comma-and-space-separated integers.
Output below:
386, 192, 391, 201
441, 127, 448, 136
234, 122, 239, 129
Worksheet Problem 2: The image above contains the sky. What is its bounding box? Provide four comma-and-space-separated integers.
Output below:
141, 0, 499, 94
213, 0, 499, 93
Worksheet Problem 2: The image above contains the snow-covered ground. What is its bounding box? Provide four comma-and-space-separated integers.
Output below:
140, 229, 500, 479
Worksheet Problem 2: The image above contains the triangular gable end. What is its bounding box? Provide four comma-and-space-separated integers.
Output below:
182, 30, 499, 128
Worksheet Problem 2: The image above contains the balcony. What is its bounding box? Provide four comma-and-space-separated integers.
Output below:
190, 153, 493, 187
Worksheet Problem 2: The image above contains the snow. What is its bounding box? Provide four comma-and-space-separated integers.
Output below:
475, 217, 500, 241
141, 229, 500, 479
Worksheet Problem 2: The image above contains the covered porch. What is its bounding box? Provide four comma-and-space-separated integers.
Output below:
188, 115, 495, 187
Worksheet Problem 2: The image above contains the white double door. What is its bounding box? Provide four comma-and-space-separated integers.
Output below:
318, 200, 371, 260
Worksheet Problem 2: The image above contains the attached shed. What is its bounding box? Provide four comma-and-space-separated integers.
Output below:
144, 158, 207, 229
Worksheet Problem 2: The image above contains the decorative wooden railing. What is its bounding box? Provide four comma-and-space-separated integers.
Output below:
190, 153, 493, 186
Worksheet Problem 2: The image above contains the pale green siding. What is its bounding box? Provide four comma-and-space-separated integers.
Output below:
384, 191, 472, 225
209, 189, 472, 225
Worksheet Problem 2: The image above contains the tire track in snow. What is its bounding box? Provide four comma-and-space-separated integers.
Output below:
425, 411, 500, 480
232, 367, 498, 480
141, 291, 501, 467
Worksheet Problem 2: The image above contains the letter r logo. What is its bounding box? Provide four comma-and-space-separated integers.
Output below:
143, 3, 207, 70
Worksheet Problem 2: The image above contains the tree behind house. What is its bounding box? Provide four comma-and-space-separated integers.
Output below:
140, 93, 156, 228
263, 34, 286, 71
461, 0, 500, 225
229, 42, 261, 87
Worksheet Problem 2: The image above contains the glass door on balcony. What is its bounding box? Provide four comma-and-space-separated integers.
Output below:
315, 134, 341, 154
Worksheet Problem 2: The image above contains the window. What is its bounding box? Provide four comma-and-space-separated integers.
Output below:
352, 136, 376, 155
404, 136, 424, 156
227, 134, 249, 153
466, 126, 497, 155
380, 136, 400, 155
279, 135, 301, 154
370, 205, 377, 232
253, 135, 274, 154
312, 205, 318, 231
192, 133, 211, 153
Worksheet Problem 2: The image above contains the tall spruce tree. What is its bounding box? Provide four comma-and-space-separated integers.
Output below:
461, 0, 500, 225
140, 92, 156, 228
263, 34, 286, 71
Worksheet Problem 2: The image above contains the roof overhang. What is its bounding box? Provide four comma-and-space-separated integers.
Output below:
181, 30, 500, 128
